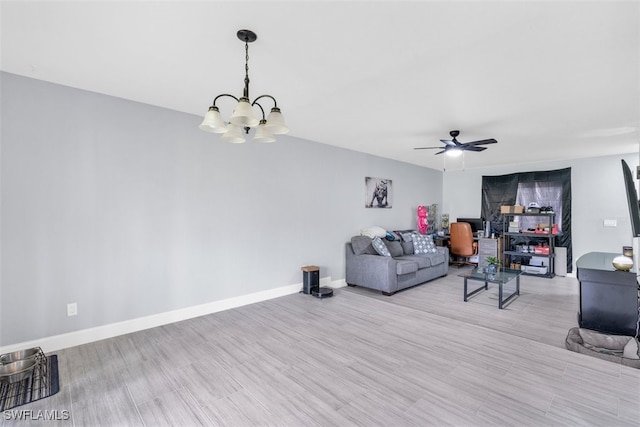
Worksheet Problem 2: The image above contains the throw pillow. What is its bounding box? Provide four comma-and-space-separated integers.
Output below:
401, 240, 414, 255
385, 231, 401, 241
412, 234, 438, 254
384, 240, 404, 257
360, 226, 387, 239
399, 232, 414, 242
371, 236, 391, 257
351, 236, 377, 255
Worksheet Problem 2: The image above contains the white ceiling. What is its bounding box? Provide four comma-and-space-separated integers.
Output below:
2, 1, 639, 171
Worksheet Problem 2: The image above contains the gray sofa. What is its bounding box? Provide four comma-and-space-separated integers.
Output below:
345, 234, 449, 295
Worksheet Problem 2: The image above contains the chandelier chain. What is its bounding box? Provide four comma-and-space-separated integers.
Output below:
243, 41, 250, 99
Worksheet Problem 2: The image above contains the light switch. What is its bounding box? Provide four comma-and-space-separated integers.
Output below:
603, 219, 617, 227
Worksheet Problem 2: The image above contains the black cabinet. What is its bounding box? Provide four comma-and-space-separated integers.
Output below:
501, 212, 556, 278
576, 252, 639, 336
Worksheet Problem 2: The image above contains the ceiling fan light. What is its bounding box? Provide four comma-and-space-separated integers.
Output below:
265, 107, 289, 134
198, 106, 227, 133
446, 148, 463, 157
253, 120, 276, 143
221, 123, 246, 143
230, 97, 259, 127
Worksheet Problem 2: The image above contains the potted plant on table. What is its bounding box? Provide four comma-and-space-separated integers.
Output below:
485, 256, 500, 274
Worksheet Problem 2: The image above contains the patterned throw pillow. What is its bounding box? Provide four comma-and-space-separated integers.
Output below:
412, 234, 438, 254
371, 236, 391, 257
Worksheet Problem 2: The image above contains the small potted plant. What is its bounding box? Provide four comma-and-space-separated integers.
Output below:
485, 256, 500, 274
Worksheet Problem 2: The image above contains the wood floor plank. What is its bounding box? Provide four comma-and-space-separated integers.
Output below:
136, 389, 212, 427
174, 360, 244, 407
546, 394, 639, 427
199, 388, 278, 426
71, 387, 143, 426
121, 360, 182, 407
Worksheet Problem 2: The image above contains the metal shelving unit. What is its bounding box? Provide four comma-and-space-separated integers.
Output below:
501, 212, 556, 278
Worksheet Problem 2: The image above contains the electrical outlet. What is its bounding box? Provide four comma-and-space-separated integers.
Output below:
603, 219, 617, 227
67, 302, 77, 317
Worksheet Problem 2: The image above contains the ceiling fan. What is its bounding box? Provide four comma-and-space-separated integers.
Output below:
414, 130, 497, 155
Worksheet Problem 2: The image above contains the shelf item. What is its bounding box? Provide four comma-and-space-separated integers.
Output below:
501, 212, 556, 278
500, 205, 524, 214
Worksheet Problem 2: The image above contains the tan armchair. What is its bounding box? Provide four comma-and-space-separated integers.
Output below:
449, 222, 478, 266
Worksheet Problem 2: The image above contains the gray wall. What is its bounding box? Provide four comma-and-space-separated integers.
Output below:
0, 72, 443, 346
443, 154, 640, 272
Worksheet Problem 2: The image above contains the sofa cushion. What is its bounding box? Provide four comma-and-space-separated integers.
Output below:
351, 236, 377, 255
401, 240, 414, 255
396, 260, 418, 275
424, 252, 446, 266
384, 240, 404, 257
371, 236, 391, 257
412, 234, 438, 254
396, 255, 430, 269
399, 231, 414, 242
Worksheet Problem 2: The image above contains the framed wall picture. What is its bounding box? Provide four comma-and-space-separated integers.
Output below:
365, 177, 392, 208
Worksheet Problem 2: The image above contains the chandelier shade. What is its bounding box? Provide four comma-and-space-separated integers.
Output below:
221, 123, 246, 144
230, 97, 260, 127
198, 106, 227, 133
265, 107, 289, 134
199, 29, 287, 142
253, 120, 277, 143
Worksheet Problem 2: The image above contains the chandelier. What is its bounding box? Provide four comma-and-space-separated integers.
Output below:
198, 29, 288, 143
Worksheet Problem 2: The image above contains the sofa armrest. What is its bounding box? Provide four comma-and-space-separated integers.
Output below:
346, 244, 397, 292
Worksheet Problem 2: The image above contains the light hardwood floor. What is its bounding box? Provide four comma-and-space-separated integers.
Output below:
4, 269, 640, 426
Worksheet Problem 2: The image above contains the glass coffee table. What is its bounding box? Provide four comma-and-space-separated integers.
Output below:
459, 267, 523, 309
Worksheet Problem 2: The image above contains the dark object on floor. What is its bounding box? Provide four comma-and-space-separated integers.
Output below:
565, 327, 640, 369
0, 353, 59, 411
301, 265, 333, 298
576, 252, 639, 336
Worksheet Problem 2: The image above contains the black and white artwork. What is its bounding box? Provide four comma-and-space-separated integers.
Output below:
365, 177, 392, 208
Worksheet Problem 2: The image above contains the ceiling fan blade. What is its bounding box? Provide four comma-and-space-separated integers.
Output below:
413, 146, 443, 150
439, 139, 457, 147
464, 146, 487, 152
465, 138, 497, 146
434, 150, 446, 155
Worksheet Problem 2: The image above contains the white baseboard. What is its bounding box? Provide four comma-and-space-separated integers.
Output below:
330, 278, 347, 288
1, 277, 343, 354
